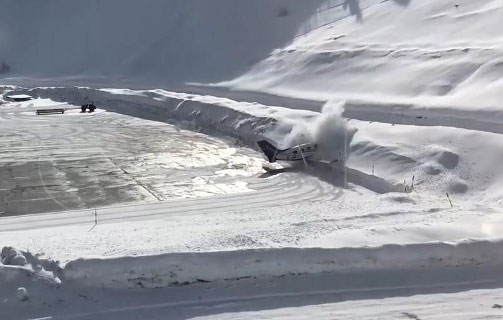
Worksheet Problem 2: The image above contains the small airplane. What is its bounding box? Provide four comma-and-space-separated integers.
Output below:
257, 140, 318, 163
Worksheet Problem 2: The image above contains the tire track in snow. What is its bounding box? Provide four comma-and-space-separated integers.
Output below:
0, 174, 338, 231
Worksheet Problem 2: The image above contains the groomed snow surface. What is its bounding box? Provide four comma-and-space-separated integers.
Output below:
1, 0, 503, 318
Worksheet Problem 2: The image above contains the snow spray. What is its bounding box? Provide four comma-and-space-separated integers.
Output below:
284, 100, 353, 163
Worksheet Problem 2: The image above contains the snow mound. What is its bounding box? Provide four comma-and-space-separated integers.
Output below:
0, 247, 61, 285
63, 240, 503, 289
1, 247, 27, 266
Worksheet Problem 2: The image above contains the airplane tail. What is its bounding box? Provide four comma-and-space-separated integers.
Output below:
257, 140, 282, 163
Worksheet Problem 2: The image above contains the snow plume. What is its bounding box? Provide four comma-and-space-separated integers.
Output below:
314, 101, 353, 163
284, 100, 353, 163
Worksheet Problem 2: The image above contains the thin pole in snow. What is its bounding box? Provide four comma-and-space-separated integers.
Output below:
344, 119, 347, 188
88, 208, 98, 232
446, 193, 453, 208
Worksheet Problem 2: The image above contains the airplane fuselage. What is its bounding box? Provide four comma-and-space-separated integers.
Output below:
257, 140, 317, 163
275, 143, 317, 161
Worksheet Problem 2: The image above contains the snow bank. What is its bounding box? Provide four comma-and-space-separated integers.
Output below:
63, 240, 503, 289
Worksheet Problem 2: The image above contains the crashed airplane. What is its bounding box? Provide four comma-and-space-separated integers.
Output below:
257, 140, 318, 163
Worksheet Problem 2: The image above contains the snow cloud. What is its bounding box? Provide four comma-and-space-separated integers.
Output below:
284, 100, 353, 163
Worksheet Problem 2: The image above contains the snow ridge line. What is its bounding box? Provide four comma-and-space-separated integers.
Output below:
63, 239, 503, 289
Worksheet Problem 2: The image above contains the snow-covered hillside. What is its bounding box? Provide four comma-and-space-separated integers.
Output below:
224, 0, 503, 108
0, 0, 324, 84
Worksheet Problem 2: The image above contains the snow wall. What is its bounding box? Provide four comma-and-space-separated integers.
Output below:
63, 240, 503, 288
6, 240, 503, 290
